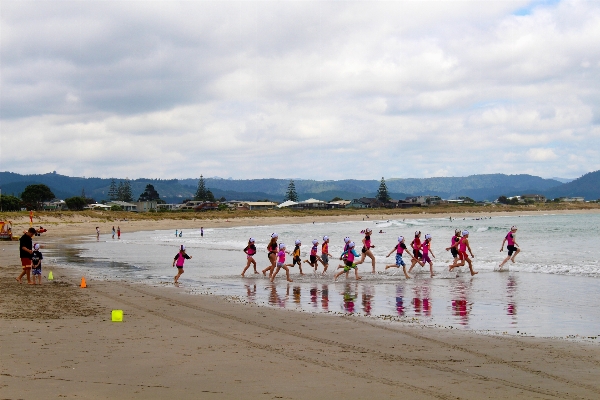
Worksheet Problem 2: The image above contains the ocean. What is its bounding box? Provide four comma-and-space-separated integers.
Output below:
44, 213, 600, 340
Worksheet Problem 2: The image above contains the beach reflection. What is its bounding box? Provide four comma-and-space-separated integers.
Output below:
396, 285, 405, 316
506, 275, 517, 322
412, 282, 432, 317
341, 283, 358, 313
451, 280, 471, 326
268, 283, 289, 307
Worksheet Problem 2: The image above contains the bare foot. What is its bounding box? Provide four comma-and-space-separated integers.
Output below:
404, 274, 411, 280
262, 270, 267, 276
356, 276, 362, 280
16, 278, 21, 283
300, 273, 305, 276
511, 259, 516, 263
254, 271, 259, 274
471, 271, 479, 276
28, 282, 35, 285
287, 279, 293, 282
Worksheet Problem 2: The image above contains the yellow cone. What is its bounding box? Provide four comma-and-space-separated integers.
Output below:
48, 271, 53, 280
112, 310, 123, 322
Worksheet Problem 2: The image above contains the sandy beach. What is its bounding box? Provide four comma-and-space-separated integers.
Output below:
2, 211, 600, 399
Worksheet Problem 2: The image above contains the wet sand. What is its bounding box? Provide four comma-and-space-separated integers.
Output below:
2, 239, 600, 399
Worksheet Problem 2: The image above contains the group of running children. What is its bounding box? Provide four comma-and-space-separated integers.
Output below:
171, 226, 521, 283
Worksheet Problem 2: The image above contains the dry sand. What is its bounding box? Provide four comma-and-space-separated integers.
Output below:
2, 212, 600, 399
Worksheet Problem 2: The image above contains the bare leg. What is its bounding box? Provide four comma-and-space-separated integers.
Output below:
241, 258, 252, 276
467, 259, 478, 276
403, 266, 411, 279
270, 267, 282, 282
284, 266, 293, 282
499, 255, 511, 268
511, 248, 521, 262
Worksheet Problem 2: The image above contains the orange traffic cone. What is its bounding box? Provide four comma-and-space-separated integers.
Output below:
80, 277, 87, 288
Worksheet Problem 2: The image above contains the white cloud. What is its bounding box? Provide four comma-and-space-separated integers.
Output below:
1, 0, 600, 181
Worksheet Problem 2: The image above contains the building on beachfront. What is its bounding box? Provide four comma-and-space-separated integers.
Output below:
521, 194, 546, 203
559, 197, 585, 202
405, 195, 442, 206
107, 201, 137, 211
42, 200, 67, 211
328, 200, 350, 209
157, 203, 183, 211
133, 201, 158, 212
242, 201, 278, 210
385, 199, 422, 209
295, 198, 328, 209
84, 203, 111, 210
347, 198, 383, 208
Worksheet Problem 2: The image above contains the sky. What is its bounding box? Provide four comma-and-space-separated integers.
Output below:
1, 0, 599, 181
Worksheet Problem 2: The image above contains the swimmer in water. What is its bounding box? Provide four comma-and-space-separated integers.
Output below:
449, 230, 478, 276
270, 243, 293, 282
261, 233, 279, 278
385, 236, 418, 279
359, 228, 376, 273
241, 238, 258, 276
499, 226, 520, 269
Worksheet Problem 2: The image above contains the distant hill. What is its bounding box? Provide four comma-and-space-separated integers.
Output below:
0, 171, 589, 203
545, 170, 600, 200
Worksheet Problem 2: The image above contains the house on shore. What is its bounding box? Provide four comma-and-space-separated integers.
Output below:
107, 201, 137, 211
521, 194, 546, 203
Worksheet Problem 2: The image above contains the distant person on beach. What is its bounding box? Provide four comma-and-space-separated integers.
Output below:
201, 227, 204, 237
385, 236, 416, 279
241, 238, 258, 276
172, 245, 192, 283
112, 226, 116, 239
31, 244, 43, 285
175, 229, 178, 237
261, 233, 278, 278
179, 230, 182, 237
320, 236, 332, 274
499, 226, 520, 269
449, 230, 478, 276
16, 228, 36, 284
291, 240, 304, 275
359, 228, 376, 273
334, 242, 361, 281
96, 227, 100, 239
446, 230, 462, 266
270, 243, 293, 282
117, 226, 121, 239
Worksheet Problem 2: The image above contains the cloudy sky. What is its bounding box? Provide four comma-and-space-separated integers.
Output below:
1, 0, 599, 181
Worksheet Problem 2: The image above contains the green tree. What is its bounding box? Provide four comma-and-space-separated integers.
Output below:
21, 184, 55, 210
376, 177, 390, 203
194, 175, 208, 201
497, 196, 509, 204
0, 194, 22, 211
285, 180, 298, 202
108, 178, 118, 200
330, 196, 343, 202
65, 196, 87, 211
138, 184, 160, 201
117, 179, 133, 202
206, 190, 216, 202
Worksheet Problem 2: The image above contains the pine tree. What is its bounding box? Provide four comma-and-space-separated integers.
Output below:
285, 180, 298, 202
138, 184, 160, 201
121, 178, 133, 202
376, 177, 390, 203
206, 190, 216, 202
195, 175, 208, 201
116, 182, 125, 201
108, 179, 118, 201
81, 187, 86, 199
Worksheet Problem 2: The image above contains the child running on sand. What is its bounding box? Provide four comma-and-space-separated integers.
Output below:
303, 239, 320, 272
335, 242, 361, 281
359, 228, 376, 273
499, 226, 520, 269
262, 233, 279, 278
31, 244, 43, 285
319, 236, 333, 274
172, 245, 192, 283
446, 230, 461, 266
241, 238, 258, 276
291, 240, 304, 275
385, 236, 417, 279
449, 230, 478, 276
270, 243, 293, 282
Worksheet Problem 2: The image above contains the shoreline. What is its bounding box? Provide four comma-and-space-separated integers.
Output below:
3, 207, 599, 238
3, 211, 600, 398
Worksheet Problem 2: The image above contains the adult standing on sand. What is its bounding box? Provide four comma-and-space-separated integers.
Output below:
117, 226, 121, 239
16, 227, 36, 284
112, 226, 115, 239
499, 226, 520, 269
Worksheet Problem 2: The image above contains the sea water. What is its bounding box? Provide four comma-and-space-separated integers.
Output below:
46, 213, 600, 339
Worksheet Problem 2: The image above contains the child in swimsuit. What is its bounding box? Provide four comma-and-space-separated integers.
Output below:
319, 236, 333, 274
172, 245, 192, 283
261, 233, 279, 278
385, 236, 417, 279
241, 238, 258, 276
270, 243, 293, 282
31, 243, 43, 285
420, 234, 436, 277
359, 228, 376, 273
449, 230, 478, 276
499, 226, 520, 269
408, 231, 423, 274
446, 230, 461, 268
291, 240, 304, 275
303, 239, 320, 272
334, 242, 362, 281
